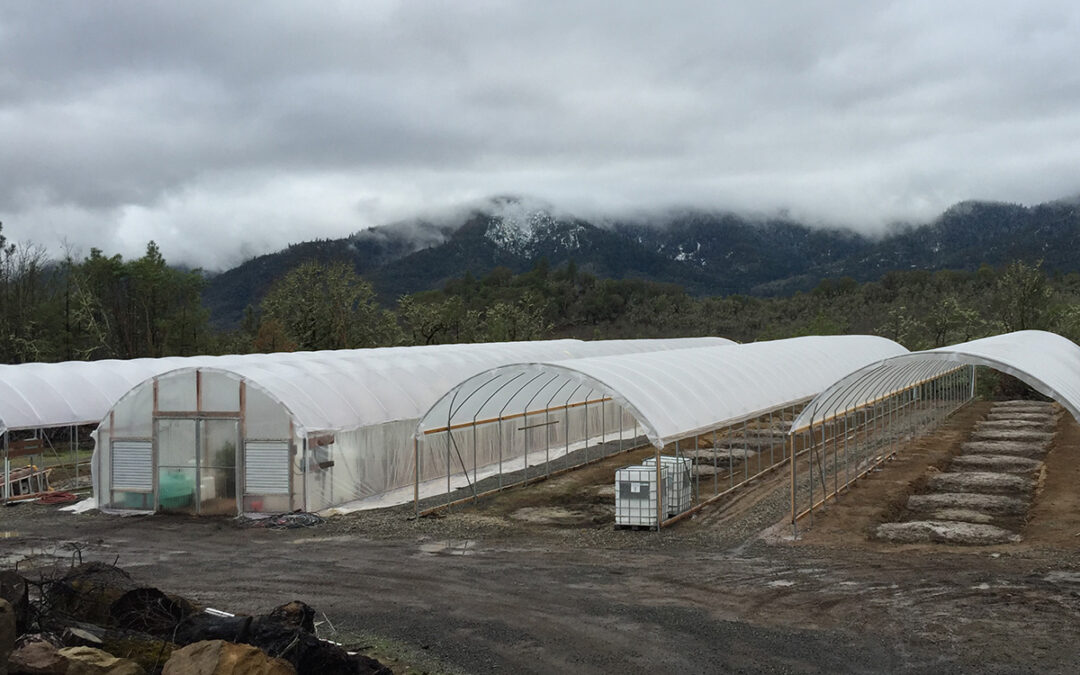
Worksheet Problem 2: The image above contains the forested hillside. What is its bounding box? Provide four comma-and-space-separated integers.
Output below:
202, 196, 1080, 327
4, 192, 1080, 366
3, 208, 1077, 364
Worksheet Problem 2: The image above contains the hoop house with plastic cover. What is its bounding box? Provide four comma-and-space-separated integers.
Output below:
0, 356, 246, 434
787, 330, 1080, 532
414, 335, 907, 522
92, 337, 733, 515
0, 354, 289, 503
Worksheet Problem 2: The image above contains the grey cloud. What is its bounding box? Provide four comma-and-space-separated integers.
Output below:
1, 1, 1079, 269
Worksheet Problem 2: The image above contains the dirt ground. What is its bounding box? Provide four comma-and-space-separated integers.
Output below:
792, 401, 1080, 552
4, 401, 1080, 673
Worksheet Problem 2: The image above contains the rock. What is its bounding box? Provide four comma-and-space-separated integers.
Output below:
685, 448, 758, 465
669, 449, 716, 462
162, 640, 295, 675
1, 599, 14, 675
48, 564, 137, 627
734, 428, 783, 442
960, 441, 1049, 458
951, 454, 1043, 474
110, 588, 197, 636
728, 436, 781, 451
58, 647, 145, 675
99, 633, 177, 673
975, 419, 1056, 432
970, 429, 1055, 443
875, 521, 1021, 545
925, 509, 996, 524
989, 401, 1058, 412
992, 400, 1057, 410
7, 640, 68, 675
691, 464, 726, 477
12, 635, 63, 651
0, 572, 29, 635
984, 412, 1057, 423
926, 472, 1034, 496
907, 492, 1027, 516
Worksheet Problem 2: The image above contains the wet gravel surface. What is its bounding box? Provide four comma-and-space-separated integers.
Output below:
6, 478, 1080, 674
6, 401, 1080, 674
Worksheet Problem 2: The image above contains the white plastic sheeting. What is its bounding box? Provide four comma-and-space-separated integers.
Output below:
92, 337, 733, 513
791, 330, 1080, 431
0, 338, 731, 435
418, 335, 908, 450
0, 356, 233, 433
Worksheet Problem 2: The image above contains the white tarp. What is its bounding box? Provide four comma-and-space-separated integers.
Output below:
91, 337, 734, 512
418, 335, 908, 449
0, 337, 732, 435
791, 330, 1080, 431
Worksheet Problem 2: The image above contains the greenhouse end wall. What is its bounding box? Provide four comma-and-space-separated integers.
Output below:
94, 369, 301, 516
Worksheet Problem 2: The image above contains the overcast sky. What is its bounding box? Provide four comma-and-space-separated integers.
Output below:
2, 1, 1079, 270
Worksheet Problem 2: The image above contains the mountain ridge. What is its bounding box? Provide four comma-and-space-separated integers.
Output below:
203, 196, 1080, 328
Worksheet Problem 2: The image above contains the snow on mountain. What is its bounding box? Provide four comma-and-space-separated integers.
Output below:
482, 197, 585, 257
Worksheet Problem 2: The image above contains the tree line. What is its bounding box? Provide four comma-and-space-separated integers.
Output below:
0, 222, 1077, 364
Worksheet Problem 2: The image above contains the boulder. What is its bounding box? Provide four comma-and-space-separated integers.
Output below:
58, 647, 144, 675
7, 640, 67, 675
875, 521, 1021, 545
907, 492, 1027, 516
926, 472, 1034, 496
0, 572, 29, 635
1, 599, 14, 675
47, 564, 137, 627
162, 640, 295, 675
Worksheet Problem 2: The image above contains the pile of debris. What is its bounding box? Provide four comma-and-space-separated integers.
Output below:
1, 563, 389, 674
875, 400, 1059, 545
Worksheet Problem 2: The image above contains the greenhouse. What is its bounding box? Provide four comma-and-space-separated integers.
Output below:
413, 335, 907, 524
0, 356, 232, 435
90, 337, 732, 515
0, 354, 260, 502
787, 330, 1080, 531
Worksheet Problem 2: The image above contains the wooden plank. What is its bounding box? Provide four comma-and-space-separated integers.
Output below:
8, 439, 45, 458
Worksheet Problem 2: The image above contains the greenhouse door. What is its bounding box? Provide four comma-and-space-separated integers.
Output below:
154, 417, 240, 516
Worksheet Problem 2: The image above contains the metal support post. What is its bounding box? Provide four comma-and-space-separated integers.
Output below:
691, 436, 699, 501
655, 444, 663, 531
712, 428, 718, 495
790, 430, 797, 538
413, 437, 420, 518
